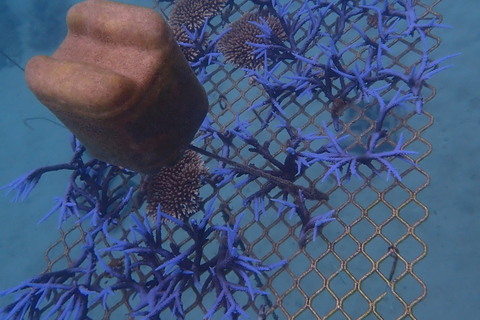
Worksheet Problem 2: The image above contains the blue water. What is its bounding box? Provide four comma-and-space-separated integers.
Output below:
0, 0, 478, 319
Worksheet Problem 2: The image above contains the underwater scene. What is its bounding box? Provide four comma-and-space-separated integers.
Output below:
0, 0, 477, 319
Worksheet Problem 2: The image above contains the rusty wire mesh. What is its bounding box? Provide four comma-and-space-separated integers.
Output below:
38, 0, 444, 319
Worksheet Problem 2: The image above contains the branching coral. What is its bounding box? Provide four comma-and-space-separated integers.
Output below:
300, 121, 417, 185
0, 225, 105, 319
173, 19, 232, 83
272, 190, 336, 248
235, 0, 457, 127
1, 135, 135, 228
193, 115, 329, 207
168, 0, 230, 82
0, 198, 285, 319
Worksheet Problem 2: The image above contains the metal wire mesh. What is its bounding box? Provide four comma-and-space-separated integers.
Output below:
35, 0, 444, 319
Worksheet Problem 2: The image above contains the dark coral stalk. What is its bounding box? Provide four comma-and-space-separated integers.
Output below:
1, 135, 136, 228
271, 190, 335, 248
203, 212, 287, 318
99, 199, 284, 319
192, 114, 329, 206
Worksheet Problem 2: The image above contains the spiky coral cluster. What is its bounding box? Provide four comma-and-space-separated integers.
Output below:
169, 0, 227, 63
169, 0, 227, 30
217, 11, 286, 69
146, 149, 209, 222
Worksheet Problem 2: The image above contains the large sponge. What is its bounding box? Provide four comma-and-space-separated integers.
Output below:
25, 0, 208, 174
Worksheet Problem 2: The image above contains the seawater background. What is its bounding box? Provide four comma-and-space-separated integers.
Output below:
0, 0, 477, 319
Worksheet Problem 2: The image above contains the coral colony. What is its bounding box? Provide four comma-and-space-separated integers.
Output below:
0, 0, 455, 319
144, 150, 210, 222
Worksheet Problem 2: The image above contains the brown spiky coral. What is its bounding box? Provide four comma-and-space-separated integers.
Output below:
146, 150, 209, 222
169, 0, 227, 62
217, 11, 286, 70
169, 0, 227, 31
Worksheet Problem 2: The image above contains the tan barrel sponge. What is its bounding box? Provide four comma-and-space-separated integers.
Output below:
24, 0, 208, 174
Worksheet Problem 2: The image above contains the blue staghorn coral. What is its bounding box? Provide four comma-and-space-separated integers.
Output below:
1, 0, 456, 319
0, 198, 285, 319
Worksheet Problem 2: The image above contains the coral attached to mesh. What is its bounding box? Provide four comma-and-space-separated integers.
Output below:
0, 0, 456, 319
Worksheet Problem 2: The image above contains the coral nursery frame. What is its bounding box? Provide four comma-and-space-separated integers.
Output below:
1, 0, 452, 319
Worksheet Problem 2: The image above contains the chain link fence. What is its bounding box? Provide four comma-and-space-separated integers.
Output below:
3, 0, 447, 319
